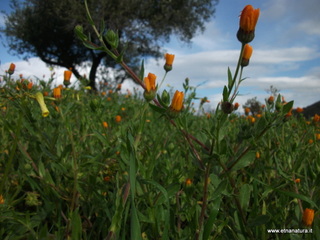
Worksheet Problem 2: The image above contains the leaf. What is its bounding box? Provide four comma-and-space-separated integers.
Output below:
139, 60, 145, 82
239, 184, 252, 213
203, 197, 221, 240
275, 190, 318, 208
141, 179, 170, 240
227, 67, 233, 90
70, 209, 82, 240
230, 151, 256, 172
247, 215, 271, 227
222, 86, 228, 102
148, 103, 166, 114
283, 100, 294, 114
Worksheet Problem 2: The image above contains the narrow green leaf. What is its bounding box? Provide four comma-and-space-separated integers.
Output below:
283, 100, 294, 114
239, 184, 252, 213
227, 67, 233, 89
247, 215, 271, 227
230, 151, 256, 172
203, 197, 221, 240
139, 60, 145, 82
71, 209, 82, 240
222, 86, 229, 102
275, 190, 317, 208
148, 103, 166, 114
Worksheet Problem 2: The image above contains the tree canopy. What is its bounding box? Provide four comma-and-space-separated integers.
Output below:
1, 0, 218, 89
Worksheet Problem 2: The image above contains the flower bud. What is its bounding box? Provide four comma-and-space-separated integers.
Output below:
161, 90, 170, 106
237, 5, 260, 44
8, 63, 16, 75
221, 101, 234, 114
164, 53, 175, 72
104, 30, 119, 49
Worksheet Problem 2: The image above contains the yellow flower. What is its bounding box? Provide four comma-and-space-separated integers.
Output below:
35, 92, 50, 117
164, 53, 175, 72
255, 152, 260, 159
241, 44, 253, 67
237, 5, 260, 43
170, 90, 184, 112
302, 208, 314, 227
0, 194, 4, 204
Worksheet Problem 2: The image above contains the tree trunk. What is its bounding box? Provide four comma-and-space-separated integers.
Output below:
88, 52, 106, 90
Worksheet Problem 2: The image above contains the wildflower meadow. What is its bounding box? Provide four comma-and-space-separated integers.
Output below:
0, 3, 319, 240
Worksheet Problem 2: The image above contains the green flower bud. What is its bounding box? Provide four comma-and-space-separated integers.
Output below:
104, 30, 119, 49
161, 90, 170, 106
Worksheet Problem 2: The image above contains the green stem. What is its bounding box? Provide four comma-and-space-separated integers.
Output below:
158, 72, 168, 90
195, 164, 211, 240
228, 43, 245, 96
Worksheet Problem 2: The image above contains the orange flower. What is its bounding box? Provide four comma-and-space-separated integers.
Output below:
53, 87, 61, 99
115, 115, 122, 123
267, 96, 274, 104
27, 82, 33, 90
245, 107, 251, 115
241, 44, 253, 67
8, 63, 16, 75
313, 114, 320, 123
185, 178, 192, 187
255, 151, 260, 159
102, 121, 108, 128
302, 208, 314, 227
239, 5, 260, 32
164, 53, 175, 72
296, 107, 304, 113
294, 178, 300, 183
144, 73, 157, 92
308, 139, 314, 144
234, 102, 240, 110
64, 70, 72, 81
0, 194, 5, 204
237, 5, 260, 43
170, 90, 184, 112
116, 84, 122, 91
316, 133, 320, 140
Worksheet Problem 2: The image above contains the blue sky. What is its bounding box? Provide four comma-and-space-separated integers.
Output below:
1, 0, 320, 110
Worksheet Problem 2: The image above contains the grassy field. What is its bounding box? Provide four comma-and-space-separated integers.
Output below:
1, 3, 319, 240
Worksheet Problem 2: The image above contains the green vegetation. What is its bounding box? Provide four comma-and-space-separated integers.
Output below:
0, 2, 319, 240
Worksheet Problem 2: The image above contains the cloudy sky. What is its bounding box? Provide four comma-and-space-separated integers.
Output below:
1, 0, 320, 110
